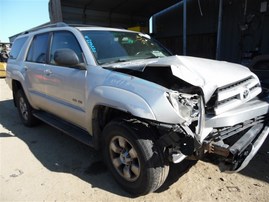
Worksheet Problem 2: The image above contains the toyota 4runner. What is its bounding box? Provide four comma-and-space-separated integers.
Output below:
6, 23, 269, 195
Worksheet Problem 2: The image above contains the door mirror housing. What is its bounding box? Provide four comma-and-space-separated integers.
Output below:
54, 48, 85, 69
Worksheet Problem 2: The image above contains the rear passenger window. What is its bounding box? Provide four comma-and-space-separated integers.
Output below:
26, 33, 49, 63
9, 37, 28, 59
50, 31, 84, 65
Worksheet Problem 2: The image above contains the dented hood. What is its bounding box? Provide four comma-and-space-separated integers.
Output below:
152, 56, 257, 101
152, 56, 252, 86
106, 55, 257, 102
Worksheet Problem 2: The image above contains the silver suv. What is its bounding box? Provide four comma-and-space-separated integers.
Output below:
6, 23, 269, 195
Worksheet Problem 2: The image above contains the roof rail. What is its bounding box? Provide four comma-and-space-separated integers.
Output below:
22, 22, 69, 35
68, 23, 99, 27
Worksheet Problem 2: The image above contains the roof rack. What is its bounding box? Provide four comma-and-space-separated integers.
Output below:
22, 22, 69, 35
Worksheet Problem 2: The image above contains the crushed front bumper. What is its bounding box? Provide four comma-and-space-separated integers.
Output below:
207, 123, 269, 172
231, 124, 269, 172
203, 92, 269, 172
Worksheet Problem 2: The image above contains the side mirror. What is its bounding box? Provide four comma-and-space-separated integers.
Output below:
54, 48, 84, 69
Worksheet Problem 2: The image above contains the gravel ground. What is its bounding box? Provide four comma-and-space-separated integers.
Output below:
1, 78, 269, 202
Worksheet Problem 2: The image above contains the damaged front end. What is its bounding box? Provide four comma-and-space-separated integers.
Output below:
157, 89, 269, 173
106, 55, 269, 173
154, 92, 269, 172
143, 72, 269, 172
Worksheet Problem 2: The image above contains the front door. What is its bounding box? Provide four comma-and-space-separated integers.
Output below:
43, 31, 87, 129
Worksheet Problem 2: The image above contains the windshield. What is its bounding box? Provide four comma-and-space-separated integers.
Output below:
82, 30, 171, 65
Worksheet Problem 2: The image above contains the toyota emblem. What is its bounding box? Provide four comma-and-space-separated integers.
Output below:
241, 88, 250, 100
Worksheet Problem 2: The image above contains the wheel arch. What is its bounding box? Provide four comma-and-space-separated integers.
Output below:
91, 105, 133, 150
11, 79, 24, 107
89, 86, 158, 149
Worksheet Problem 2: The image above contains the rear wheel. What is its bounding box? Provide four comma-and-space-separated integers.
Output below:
15, 89, 38, 126
102, 120, 169, 195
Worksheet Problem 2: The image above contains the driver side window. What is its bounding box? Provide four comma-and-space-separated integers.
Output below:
50, 31, 84, 66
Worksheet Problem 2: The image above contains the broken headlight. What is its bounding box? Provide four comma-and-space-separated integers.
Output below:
167, 91, 201, 126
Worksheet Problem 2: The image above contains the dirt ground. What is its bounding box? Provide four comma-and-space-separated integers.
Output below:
0, 78, 269, 202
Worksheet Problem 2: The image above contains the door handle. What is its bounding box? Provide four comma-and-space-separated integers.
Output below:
44, 69, 52, 76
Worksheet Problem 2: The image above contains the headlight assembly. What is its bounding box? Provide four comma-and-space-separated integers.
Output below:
167, 91, 201, 126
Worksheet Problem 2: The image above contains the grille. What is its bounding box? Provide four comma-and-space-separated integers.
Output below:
207, 76, 261, 115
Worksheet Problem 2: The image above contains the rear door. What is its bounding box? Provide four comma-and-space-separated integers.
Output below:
24, 33, 50, 109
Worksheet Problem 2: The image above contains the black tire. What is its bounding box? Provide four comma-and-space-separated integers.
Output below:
15, 89, 38, 127
102, 119, 169, 195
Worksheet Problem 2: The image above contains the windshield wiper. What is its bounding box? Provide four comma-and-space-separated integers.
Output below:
144, 55, 163, 59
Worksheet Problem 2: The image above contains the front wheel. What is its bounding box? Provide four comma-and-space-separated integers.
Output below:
102, 120, 169, 195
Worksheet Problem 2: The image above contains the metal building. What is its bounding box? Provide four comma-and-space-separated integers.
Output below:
151, 0, 269, 63
11, 0, 269, 65
49, 0, 179, 30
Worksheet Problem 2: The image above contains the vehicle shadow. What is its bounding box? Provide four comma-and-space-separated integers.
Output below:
2, 98, 267, 198
239, 134, 269, 183
0, 99, 195, 197
156, 160, 197, 193
0, 99, 129, 197
203, 135, 269, 183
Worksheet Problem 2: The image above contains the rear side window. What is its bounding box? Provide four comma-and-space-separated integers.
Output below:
26, 33, 49, 63
9, 37, 28, 59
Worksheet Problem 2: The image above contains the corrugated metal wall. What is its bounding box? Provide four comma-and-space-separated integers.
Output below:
152, 0, 269, 63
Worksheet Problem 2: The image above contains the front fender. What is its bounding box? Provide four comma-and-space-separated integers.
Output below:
91, 86, 156, 120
